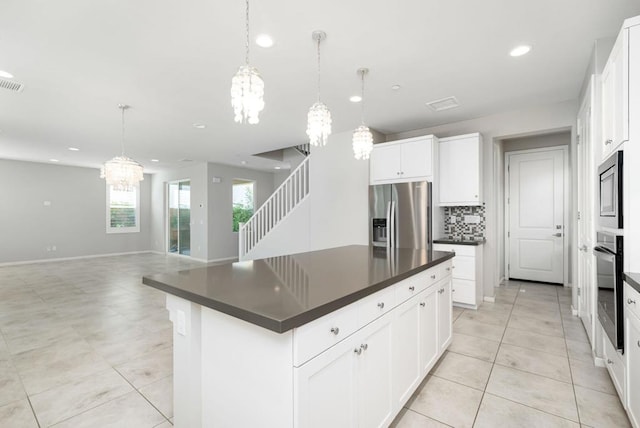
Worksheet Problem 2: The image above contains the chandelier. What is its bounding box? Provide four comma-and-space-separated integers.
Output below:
231, 0, 264, 124
352, 68, 373, 160
100, 104, 144, 191
306, 31, 331, 147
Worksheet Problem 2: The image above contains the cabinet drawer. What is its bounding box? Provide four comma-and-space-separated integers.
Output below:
625, 282, 640, 321
452, 279, 475, 305
358, 286, 396, 326
433, 244, 476, 257
603, 328, 626, 400
293, 304, 359, 367
452, 256, 475, 281
396, 268, 438, 303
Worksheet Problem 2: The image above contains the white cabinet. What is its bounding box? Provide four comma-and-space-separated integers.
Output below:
603, 322, 626, 402
439, 133, 483, 206
626, 282, 640, 428
601, 28, 629, 159
437, 277, 453, 353
370, 135, 437, 184
433, 243, 483, 309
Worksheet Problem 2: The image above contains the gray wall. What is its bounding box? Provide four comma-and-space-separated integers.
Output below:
149, 161, 276, 262
0, 159, 151, 264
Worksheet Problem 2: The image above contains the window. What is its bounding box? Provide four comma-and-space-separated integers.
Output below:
232, 179, 254, 232
106, 184, 140, 233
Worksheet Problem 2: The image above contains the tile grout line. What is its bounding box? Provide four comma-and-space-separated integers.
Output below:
557, 286, 583, 426
112, 366, 173, 424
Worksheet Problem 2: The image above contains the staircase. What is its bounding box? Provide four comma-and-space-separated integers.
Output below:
239, 156, 310, 260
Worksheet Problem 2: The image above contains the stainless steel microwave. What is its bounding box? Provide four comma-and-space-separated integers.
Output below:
598, 151, 623, 229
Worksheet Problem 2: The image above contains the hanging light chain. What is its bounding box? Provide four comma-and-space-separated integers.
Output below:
245, 0, 250, 65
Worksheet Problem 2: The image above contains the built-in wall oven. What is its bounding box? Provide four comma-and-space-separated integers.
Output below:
598, 151, 623, 229
594, 232, 624, 352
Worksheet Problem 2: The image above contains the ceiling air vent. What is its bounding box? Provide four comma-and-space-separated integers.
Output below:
426, 96, 459, 112
0, 78, 24, 93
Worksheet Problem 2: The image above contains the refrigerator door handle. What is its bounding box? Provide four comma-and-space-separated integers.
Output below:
389, 200, 396, 248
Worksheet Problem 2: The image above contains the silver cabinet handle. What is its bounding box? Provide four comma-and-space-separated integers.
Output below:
420, 302, 426, 307
607, 359, 613, 365
330, 327, 340, 335
446, 267, 451, 271
438, 288, 444, 294
360, 343, 368, 351
552, 233, 562, 237
580, 245, 588, 252
628, 299, 637, 305
409, 286, 415, 292
474, 194, 478, 198
637, 340, 640, 348
430, 274, 436, 279
354, 347, 362, 355
377, 302, 385, 309
605, 139, 613, 145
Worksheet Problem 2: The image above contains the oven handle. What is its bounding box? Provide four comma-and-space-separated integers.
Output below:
593, 246, 615, 262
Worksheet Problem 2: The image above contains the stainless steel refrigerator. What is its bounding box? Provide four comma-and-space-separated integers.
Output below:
369, 181, 432, 249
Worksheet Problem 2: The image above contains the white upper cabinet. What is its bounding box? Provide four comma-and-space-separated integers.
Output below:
439, 133, 483, 206
370, 135, 437, 184
601, 26, 630, 160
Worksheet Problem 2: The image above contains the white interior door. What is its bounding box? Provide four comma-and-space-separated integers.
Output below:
577, 81, 595, 342
507, 148, 565, 284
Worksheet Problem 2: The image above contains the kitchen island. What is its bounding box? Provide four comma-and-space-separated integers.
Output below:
143, 245, 454, 428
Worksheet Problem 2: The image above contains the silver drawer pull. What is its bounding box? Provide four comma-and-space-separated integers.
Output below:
638, 340, 640, 348
377, 302, 385, 309
409, 286, 415, 292
330, 327, 340, 335
354, 347, 362, 355
607, 359, 614, 365
628, 298, 637, 305
430, 275, 436, 279
446, 267, 451, 271
360, 343, 368, 351
420, 302, 426, 307
605, 139, 613, 145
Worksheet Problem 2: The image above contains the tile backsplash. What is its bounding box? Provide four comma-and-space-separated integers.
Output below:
443, 206, 486, 241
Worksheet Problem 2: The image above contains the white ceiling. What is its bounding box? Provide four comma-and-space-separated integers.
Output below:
1, 0, 639, 173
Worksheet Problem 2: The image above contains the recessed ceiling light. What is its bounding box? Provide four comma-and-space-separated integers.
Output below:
255, 34, 274, 48
510, 45, 532, 57
49, 159, 59, 162
274, 166, 281, 170
68, 147, 80, 151
240, 160, 247, 165
150, 159, 159, 162
349, 95, 362, 103
0, 70, 14, 79
391, 85, 401, 91
193, 123, 206, 129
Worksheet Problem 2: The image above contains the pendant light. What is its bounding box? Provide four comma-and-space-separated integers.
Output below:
230, 0, 264, 124
100, 104, 144, 191
306, 30, 332, 147
352, 68, 373, 160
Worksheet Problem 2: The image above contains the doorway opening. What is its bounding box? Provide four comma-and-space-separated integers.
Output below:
503, 135, 570, 286
232, 179, 255, 232
168, 179, 191, 256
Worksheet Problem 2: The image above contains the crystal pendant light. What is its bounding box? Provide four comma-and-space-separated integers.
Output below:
100, 104, 144, 191
352, 68, 373, 160
231, 0, 264, 124
306, 31, 332, 147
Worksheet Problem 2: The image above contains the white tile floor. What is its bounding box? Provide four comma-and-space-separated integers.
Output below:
392, 280, 632, 428
0, 255, 631, 427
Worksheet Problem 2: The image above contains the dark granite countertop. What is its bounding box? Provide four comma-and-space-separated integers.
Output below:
624, 272, 640, 294
143, 245, 454, 333
433, 239, 486, 246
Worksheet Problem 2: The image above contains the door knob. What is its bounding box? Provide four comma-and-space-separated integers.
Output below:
552, 233, 562, 237
605, 139, 613, 145
580, 245, 588, 252
330, 327, 340, 335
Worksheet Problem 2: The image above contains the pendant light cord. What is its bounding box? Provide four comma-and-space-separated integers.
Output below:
245, 0, 250, 65
121, 106, 126, 156
316, 36, 321, 102
360, 70, 366, 125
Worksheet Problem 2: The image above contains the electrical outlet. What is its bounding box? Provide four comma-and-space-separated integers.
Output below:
464, 215, 481, 224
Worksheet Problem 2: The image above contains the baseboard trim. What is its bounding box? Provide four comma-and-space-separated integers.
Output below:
483, 296, 496, 303
0, 250, 153, 267
207, 256, 237, 264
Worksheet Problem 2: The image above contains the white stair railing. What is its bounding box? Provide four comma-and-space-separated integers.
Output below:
239, 156, 310, 259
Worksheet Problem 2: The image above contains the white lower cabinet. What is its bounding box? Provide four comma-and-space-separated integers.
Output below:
603, 323, 626, 402
433, 244, 482, 309
295, 261, 452, 427
626, 283, 640, 428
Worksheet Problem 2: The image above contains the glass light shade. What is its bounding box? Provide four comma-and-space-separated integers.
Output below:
306, 102, 332, 146
100, 156, 144, 191
352, 125, 373, 160
231, 65, 265, 124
